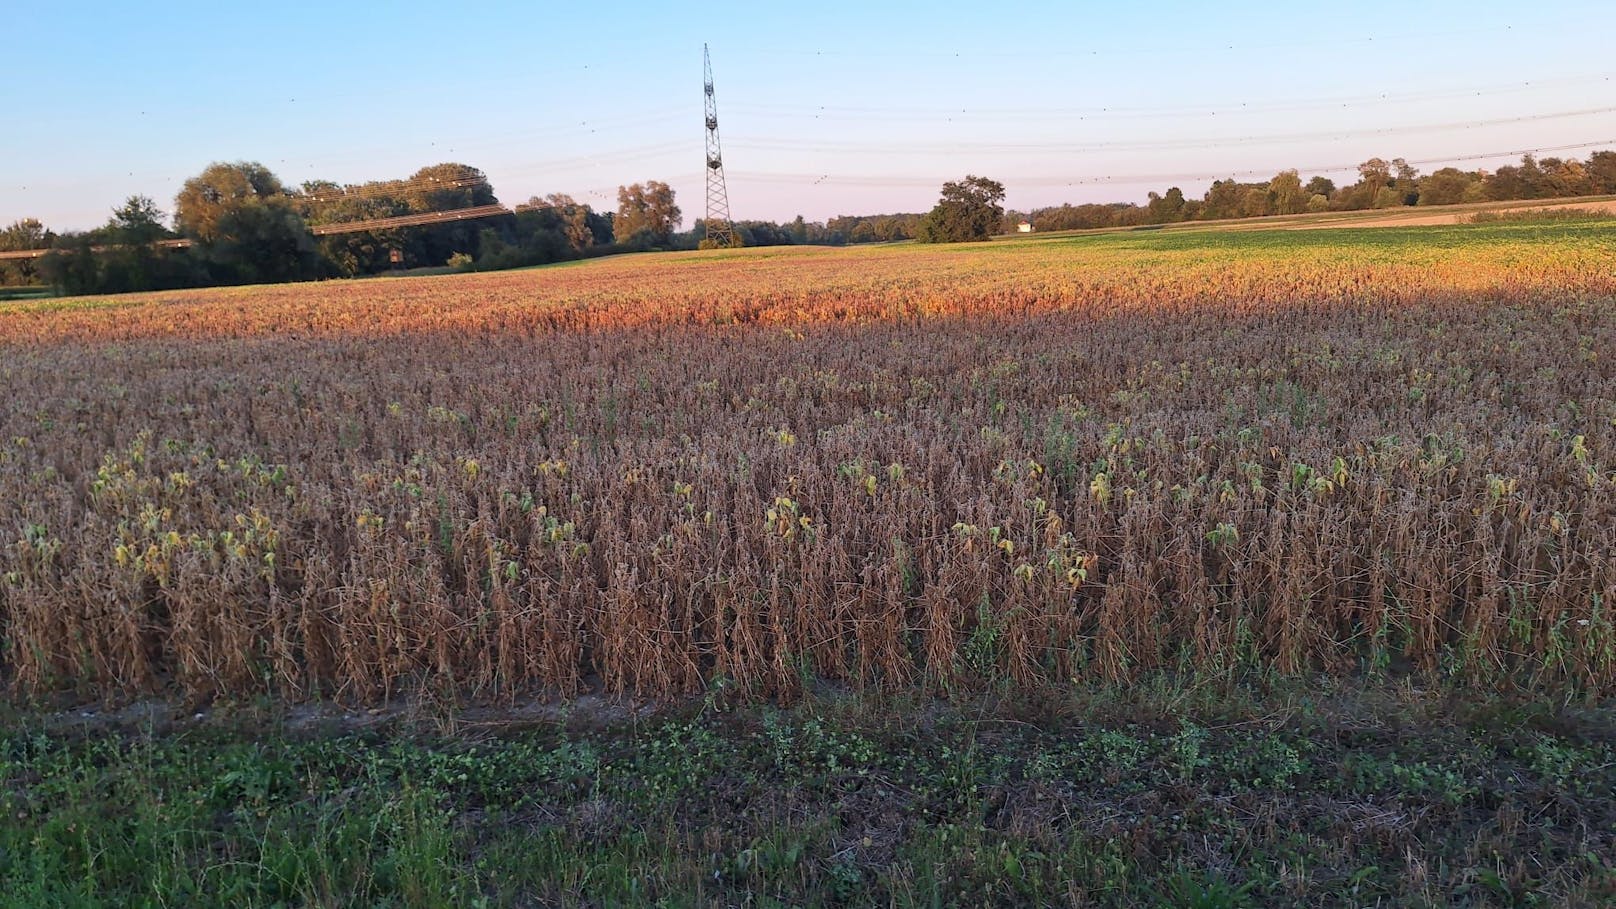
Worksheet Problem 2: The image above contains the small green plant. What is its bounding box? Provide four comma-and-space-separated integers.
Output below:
1161, 869, 1257, 908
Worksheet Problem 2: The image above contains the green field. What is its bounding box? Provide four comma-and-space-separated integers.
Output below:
0, 286, 51, 302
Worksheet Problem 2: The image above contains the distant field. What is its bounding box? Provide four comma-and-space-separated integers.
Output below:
0, 286, 51, 302
1295, 197, 1616, 229
1012, 193, 1616, 239
3, 221, 1614, 702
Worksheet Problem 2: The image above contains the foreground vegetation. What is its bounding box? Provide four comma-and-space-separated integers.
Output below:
4, 220, 1616, 904
5, 682, 1614, 907
3, 221, 1616, 704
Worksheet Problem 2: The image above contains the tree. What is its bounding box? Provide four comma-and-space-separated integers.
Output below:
1331, 159, 1393, 210
0, 218, 52, 286
1485, 155, 1547, 201
1239, 186, 1272, 218
1357, 158, 1392, 188
100, 196, 174, 292
174, 162, 319, 284
1200, 179, 1250, 220
822, 213, 924, 244
1, 217, 51, 252
1391, 159, 1421, 205
615, 181, 681, 244
531, 194, 600, 252
732, 221, 795, 247
206, 203, 318, 284
1418, 168, 1482, 206
915, 175, 1006, 243
1267, 170, 1307, 215
1539, 157, 1593, 198
402, 163, 495, 213
307, 188, 411, 277
38, 234, 100, 295
1145, 187, 1186, 223
1589, 151, 1616, 194
175, 162, 288, 243
1304, 176, 1336, 199
33, 200, 196, 295
109, 196, 168, 245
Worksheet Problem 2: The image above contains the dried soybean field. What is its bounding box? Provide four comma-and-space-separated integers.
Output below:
4, 222, 1616, 705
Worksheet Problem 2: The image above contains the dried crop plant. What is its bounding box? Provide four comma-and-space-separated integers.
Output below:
1, 231, 1615, 703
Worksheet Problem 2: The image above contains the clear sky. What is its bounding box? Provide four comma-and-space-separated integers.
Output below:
4, 1, 1614, 232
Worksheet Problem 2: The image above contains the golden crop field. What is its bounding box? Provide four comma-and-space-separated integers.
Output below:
3, 225, 1615, 704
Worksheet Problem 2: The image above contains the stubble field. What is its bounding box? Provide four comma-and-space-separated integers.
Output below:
3, 222, 1615, 704
5, 222, 1616, 906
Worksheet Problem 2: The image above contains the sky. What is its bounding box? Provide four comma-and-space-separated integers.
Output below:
3, 0, 1615, 232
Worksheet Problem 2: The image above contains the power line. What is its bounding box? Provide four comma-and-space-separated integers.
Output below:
496, 142, 691, 177
723, 138, 1616, 189
728, 105, 1616, 156
297, 173, 491, 205
308, 204, 510, 234
728, 72, 1616, 123
738, 22, 1549, 61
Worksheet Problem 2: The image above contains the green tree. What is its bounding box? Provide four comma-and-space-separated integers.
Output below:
1358, 158, 1392, 188
307, 191, 410, 277
39, 234, 100, 294
208, 204, 318, 283
1539, 157, 1593, 197
1200, 179, 1250, 220
175, 162, 288, 242
402, 163, 495, 213
1391, 158, 1421, 205
1304, 176, 1336, 199
295, 177, 411, 277
174, 162, 318, 284
1484, 155, 1547, 201
1417, 167, 1482, 206
109, 196, 168, 245
0, 218, 52, 286
1239, 186, 1271, 218
1267, 170, 1307, 215
1588, 151, 1616, 193
532, 194, 598, 252
1331, 158, 1392, 210
100, 196, 173, 292
615, 181, 681, 245
915, 175, 1006, 243
1145, 187, 1187, 223
1, 217, 51, 252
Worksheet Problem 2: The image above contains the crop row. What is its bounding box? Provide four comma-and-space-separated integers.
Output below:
2, 233, 1614, 701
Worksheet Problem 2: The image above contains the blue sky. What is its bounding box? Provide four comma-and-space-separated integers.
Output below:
4, 1, 1614, 231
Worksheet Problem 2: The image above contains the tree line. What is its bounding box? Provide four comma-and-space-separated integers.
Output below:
0, 161, 934, 294
1020, 150, 1616, 232
2, 161, 513, 294
5, 148, 1614, 290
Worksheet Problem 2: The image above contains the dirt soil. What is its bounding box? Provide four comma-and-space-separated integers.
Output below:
1289, 197, 1616, 229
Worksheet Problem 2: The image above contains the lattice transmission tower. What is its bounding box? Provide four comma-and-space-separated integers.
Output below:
702, 43, 737, 248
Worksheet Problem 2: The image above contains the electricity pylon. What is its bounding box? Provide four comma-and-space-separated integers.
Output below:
702, 44, 737, 248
